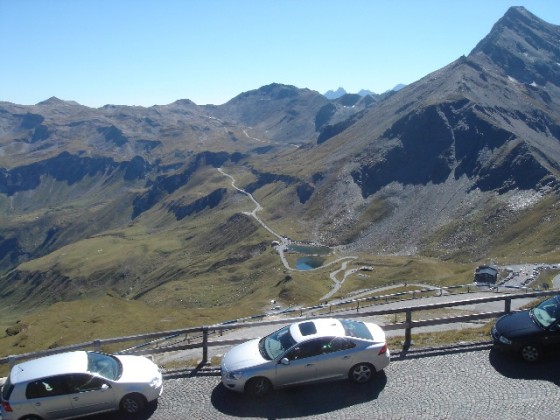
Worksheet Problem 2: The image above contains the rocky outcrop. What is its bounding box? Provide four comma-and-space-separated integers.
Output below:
167, 188, 227, 220
0, 152, 150, 196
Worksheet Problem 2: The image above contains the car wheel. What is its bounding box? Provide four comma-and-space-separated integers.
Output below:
20, 416, 43, 420
349, 363, 375, 384
120, 393, 146, 415
520, 343, 542, 362
245, 377, 272, 398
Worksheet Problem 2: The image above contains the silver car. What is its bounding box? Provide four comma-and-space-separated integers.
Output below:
1, 351, 163, 420
221, 318, 390, 397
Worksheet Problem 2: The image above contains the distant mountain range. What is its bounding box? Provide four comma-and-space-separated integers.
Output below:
324, 84, 406, 100
1, 6, 559, 317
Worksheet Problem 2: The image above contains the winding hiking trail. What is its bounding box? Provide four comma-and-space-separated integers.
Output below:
218, 167, 355, 300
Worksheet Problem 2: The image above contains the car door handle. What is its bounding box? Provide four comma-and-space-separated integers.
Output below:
72, 396, 80, 401
342, 355, 351, 359
306, 363, 315, 367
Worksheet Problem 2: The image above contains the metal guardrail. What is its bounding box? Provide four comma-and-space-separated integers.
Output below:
1, 289, 558, 371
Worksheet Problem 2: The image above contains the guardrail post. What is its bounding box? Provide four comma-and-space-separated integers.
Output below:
202, 327, 209, 365
403, 309, 412, 351
9, 355, 15, 370
356, 301, 360, 312
504, 297, 511, 313
93, 340, 101, 352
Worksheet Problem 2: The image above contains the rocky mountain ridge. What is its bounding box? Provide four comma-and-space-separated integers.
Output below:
1, 6, 559, 309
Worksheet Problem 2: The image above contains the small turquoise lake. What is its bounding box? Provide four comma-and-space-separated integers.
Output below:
288, 243, 331, 270
295, 256, 325, 270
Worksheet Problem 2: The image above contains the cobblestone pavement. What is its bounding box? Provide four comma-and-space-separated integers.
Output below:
92, 345, 560, 419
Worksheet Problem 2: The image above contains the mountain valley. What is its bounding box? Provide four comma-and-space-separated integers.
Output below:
1, 6, 560, 356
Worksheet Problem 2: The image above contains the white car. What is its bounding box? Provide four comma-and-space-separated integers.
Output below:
221, 318, 390, 397
1, 351, 163, 419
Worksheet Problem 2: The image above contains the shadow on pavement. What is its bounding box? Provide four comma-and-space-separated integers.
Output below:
79, 400, 159, 419
391, 341, 493, 360
211, 373, 387, 418
489, 348, 560, 386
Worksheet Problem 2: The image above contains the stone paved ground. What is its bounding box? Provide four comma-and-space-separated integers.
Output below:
91, 344, 560, 420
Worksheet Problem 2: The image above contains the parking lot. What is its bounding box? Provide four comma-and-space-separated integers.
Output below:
93, 344, 559, 420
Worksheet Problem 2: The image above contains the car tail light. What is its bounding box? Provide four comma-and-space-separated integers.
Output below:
2, 400, 13, 412
378, 343, 388, 355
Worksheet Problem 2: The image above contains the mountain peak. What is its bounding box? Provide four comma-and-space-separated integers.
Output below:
470, 6, 560, 86
324, 87, 347, 99
36, 97, 82, 106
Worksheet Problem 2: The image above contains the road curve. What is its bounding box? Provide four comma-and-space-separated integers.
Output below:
218, 168, 357, 291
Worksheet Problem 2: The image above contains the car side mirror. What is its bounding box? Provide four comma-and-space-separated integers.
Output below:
101, 383, 110, 391
280, 358, 290, 365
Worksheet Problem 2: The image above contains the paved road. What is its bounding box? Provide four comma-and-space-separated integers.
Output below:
155, 289, 543, 367
94, 345, 560, 419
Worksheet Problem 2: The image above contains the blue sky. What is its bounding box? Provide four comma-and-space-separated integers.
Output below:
1, 0, 559, 107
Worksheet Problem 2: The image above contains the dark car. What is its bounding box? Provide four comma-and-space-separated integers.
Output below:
491, 295, 560, 362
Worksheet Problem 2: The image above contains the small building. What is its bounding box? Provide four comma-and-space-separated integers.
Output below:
474, 265, 498, 284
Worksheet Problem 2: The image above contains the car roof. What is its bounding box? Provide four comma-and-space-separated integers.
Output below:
10, 351, 88, 384
289, 318, 345, 343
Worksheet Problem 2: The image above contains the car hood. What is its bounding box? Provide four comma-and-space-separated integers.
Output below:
222, 338, 268, 372
496, 310, 542, 338
116, 355, 161, 382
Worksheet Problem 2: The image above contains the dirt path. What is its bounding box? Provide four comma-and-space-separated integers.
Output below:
218, 167, 357, 295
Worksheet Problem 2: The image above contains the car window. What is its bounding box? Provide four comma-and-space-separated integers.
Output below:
26, 376, 69, 399
322, 337, 356, 353
285, 338, 329, 360
67, 374, 108, 393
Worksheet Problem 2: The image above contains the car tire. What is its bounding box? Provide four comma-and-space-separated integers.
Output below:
20, 416, 43, 420
520, 343, 542, 362
245, 377, 272, 398
120, 393, 146, 415
349, 363, 375, 384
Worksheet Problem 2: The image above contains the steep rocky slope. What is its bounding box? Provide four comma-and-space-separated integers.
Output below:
1, 6, 559, 310
271, 6, 560, 258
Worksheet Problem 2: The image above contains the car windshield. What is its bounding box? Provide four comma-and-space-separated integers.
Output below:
87, 352, 122, 380
531, 296, 560, 328
259, 325, 296, 360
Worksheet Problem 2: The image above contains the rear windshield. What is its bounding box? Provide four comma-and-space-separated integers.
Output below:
1, 376, 14, 401
340, 319, 373, 340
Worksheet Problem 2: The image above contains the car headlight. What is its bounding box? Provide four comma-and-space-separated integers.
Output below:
226, 370, 244, 380
498, 335, 512, 345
